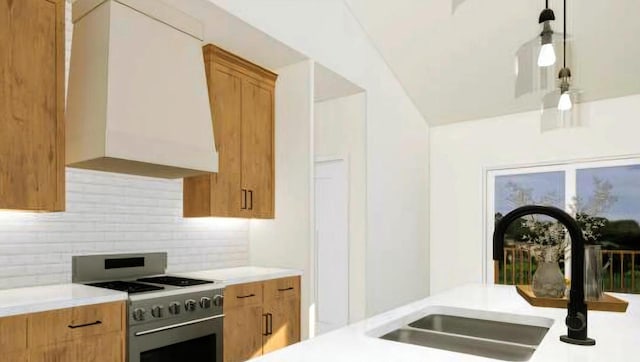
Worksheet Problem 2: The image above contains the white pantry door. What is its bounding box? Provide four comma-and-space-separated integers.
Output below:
315, 159, 349, 335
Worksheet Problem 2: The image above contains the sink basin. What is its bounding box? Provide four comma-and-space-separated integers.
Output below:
379, 307, 553, 361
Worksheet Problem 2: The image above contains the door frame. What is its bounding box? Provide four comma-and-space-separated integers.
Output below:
313, 155, 351, 334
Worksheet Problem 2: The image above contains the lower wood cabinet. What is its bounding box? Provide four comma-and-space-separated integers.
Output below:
0, 301, 125, 362
224, 276, 300, 362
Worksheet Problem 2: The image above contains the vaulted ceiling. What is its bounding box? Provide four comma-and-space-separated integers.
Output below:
345, 0, 640, 125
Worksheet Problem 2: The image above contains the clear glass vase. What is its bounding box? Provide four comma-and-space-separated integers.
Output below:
532, 261, 565, 298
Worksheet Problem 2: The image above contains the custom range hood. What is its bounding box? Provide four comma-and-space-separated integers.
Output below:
67, 0, 218, 178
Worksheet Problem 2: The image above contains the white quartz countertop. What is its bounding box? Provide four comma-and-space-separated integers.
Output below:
178, 266, 302, 286
253, 284, 640, 362
0, 284, 127, 318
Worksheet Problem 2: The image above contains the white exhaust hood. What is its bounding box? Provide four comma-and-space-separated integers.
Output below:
67, 0, 218, 178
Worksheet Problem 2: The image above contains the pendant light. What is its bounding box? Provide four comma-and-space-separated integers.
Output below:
537, 0, 556, 67
557, 0, 572, 111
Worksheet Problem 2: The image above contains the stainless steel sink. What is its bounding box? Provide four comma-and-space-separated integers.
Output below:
378, 307, 553, 361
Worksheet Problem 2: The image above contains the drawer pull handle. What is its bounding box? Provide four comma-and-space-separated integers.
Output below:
278, 287, 294, 292
68, 320, 102, 329
237, 294, 256, 299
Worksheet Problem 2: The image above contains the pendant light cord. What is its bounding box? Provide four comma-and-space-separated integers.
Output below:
563, 0, 567, 68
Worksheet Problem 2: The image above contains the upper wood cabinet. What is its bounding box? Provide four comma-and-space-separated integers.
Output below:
0, 0, 65, 211
184, 44, 276, 219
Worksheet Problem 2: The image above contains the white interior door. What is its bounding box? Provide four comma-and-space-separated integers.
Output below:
315, 159, 349, 335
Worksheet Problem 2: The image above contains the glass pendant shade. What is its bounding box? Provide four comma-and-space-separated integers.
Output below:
538, 43, 556, 67
557, 92, 572, 110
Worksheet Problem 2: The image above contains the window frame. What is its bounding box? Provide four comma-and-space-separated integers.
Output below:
483, 156, 640, 284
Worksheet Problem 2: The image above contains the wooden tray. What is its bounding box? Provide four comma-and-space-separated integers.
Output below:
516, 285, 628, 313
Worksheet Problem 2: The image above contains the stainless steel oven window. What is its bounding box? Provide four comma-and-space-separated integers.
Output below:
129, 315, 223, 362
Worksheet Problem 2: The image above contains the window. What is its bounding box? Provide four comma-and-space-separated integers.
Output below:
486, 159, 640, 293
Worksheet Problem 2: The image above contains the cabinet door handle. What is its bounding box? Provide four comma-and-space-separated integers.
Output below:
68, 320, 102, 329
263, 313, 269, 336
241, 189, 247, 210
277, 287, 294, 292
248, 190, 254, 210
267, 313, 273, 335
236, 293, 255, 299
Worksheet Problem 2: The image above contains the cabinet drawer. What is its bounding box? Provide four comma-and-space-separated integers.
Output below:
0, 315, 28, 353
30, 302, 124, 347
225, 282, 263, 308
264, 277, 300, 302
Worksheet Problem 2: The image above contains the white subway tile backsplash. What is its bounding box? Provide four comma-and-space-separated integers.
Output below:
0, 168, 250, 290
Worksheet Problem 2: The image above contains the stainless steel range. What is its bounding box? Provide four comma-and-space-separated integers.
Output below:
72, 253, 224, 362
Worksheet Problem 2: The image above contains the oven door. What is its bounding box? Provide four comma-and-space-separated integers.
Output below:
129, 315, 223, 362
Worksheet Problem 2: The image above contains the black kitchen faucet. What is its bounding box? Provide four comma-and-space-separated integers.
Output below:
493, 205, 596, 346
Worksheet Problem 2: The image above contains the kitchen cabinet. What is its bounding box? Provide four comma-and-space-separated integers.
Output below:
0, 0, 65, 211
262, 278, 301, 354
0, 301, 125, 362
224, 277, 300, 362
184, 44, 276, 219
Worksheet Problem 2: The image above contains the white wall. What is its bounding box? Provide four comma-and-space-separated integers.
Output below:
249, 61, 315, 339
209, 0, 430, 317
314, 93, 367, 323
0, 168, 249, 290
430, 94, 640, 294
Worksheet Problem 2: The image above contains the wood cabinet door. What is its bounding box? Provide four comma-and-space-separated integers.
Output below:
262, 277, 301, 354
224, 305, 264, 362
184, 58, 245, 217
0, 314, 28, 354
0, 0, 64, 211
262, 294, 300, 355
30, 331, 123, 362
240, 78, 274, 218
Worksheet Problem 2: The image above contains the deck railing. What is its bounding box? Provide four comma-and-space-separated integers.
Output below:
495, 246, 640, 294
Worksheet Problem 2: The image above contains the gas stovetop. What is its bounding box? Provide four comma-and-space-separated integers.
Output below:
87, 280, 165, 294
73, 253, 225, 328
137, 276, 214, 287
86, 276, 215, 294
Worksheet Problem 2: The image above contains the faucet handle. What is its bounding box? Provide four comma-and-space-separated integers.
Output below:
566, 312, 586, 332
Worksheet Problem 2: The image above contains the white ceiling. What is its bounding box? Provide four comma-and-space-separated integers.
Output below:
315, 63, 364, 102
163, 0, 307, 71
345, 0, 640, 125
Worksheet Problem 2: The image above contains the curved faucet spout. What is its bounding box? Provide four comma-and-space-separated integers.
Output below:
492, 205, 596, 346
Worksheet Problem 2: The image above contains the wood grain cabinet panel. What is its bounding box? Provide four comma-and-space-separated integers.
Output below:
0, 0, 65, 211
223, 277, 300, 362
4, 351, 28, 362
0, 314, 28, 353
240, 79, 274, 219
223, 305, 264, 362
30, 302, 124, 347
184, 44, 276, 219
0, 302, 125, 362
262, 293, 300, 355
30, 331, 122, 362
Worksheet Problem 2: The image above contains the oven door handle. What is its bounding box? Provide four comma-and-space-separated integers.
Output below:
134, 314, 224, 337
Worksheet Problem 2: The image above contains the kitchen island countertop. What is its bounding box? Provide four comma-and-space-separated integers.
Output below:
252, 284, 640, 362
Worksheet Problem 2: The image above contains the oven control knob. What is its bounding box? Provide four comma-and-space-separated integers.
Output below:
168, 302, 181, 315
151, 305, 164, 318
200, 297, 212, 309
133, 307, 146, 321
185, 299, 197, 312
213, 295, 224, 308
